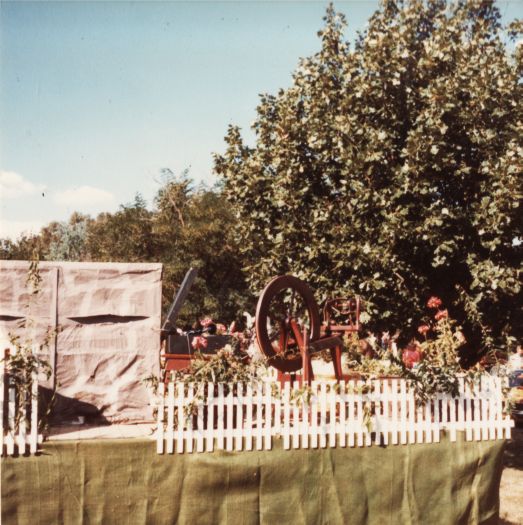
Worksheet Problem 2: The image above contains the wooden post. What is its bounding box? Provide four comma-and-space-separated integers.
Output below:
157, 382, 165, 454
50, 267, 59, 391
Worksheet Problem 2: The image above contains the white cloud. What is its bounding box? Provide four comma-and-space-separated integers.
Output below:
0, 171, 45, 199
0, 219, 45, 240
54, 185, 115, 209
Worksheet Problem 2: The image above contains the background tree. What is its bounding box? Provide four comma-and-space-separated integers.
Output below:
0, 235, 45, 260
152, 171, 252, 328
214, 0, 522, 354
47, 213, 92, 261
85, 194, 156, 262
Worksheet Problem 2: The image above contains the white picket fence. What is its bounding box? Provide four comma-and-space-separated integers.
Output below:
156, 376, 514, 454
1, 347, 42, 456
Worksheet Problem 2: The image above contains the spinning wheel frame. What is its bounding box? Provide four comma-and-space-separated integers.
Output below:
255, 275, 321, 373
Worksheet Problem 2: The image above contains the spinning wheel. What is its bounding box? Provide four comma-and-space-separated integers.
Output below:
255, 275, 321, 373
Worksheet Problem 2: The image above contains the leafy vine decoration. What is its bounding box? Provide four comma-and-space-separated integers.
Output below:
1, 252, 58, 433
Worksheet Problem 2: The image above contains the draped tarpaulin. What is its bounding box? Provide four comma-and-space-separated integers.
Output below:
0, 261, 162, 423
1, 434, 504, 524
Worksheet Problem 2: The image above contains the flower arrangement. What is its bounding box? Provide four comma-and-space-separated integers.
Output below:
343, 332, 404, 378
342, 296, 493, 404
171, 345, 263, 385
394, 296, 486, 403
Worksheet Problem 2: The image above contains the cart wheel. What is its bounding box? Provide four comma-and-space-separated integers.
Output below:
255, 275, 321, 372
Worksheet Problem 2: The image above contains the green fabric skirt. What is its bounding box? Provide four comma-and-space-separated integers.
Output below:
1, 433, 504, 525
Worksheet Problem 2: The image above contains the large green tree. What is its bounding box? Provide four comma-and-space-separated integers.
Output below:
214, 0, 522, 353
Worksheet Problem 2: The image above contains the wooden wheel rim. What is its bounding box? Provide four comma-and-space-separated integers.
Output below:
255, 275, 321, 372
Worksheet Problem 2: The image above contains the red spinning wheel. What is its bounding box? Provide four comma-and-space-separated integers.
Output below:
255, 275, 321, 373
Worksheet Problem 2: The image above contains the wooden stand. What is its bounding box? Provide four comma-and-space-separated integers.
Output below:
277, 323, 343, 385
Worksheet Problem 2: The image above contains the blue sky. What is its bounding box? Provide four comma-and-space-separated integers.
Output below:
1, 1, 521, 240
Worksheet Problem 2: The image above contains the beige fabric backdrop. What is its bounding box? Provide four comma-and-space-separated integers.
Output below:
0, 261, 162, 422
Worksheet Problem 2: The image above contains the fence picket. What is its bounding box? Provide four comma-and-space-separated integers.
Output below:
355, 381, 364, 447
217, 383, 225, 450
185, 384, 194, 453
310, 381, 319, 448
449, 393, 457, 442
381, 380, 389, 446
390, 379, 399, 445
196, 386, 205, 453
291, 383, 300, 449
502, 377, 512, 440
465, 381, 473, 441
165, 382, 174, 454
235, 383, 244, 451
16, 389, 27, 455
329, 385, 337, 447
263, 382, 271, 450
175, 383, 184, 453
319, 382, 328, 448
416, 402, 424, 444
245, 383, 253, 451
301, 394, 310, 449
283, 382, 291, 450
408, 382, 416, 444
364, 385, 372, 447
225, 383, 234, 452
255, 382, 263, 451
481, 376, 489, 440
494, 377, 504, 439
457, 378, 466, 435
471, 383, 480, 441
156, 382, 165, 454
400, 380, 408, 444
488, 376, 497, 440
338, 381, 346, 448
207, 382, 215, 452
273, 383, 281, 439
345, 381, 353, 447
433, 395, 441, 443
424, 399, 432, 444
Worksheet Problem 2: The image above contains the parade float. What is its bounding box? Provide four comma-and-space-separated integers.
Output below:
0, 264, 513, 524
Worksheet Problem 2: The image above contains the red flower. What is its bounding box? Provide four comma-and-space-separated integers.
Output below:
417, 324, 430, 336
427, 296, 442, 309
216, 323, 227, 334
200, 318, 214, 328
434, 309, 448, 321
402, 344, 422, 369
191, 336, 208, 350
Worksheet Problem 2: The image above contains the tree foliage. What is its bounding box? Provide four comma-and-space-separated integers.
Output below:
214, 0, 522, 354
85, 195, 156, 262
151, 172, 252, 327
